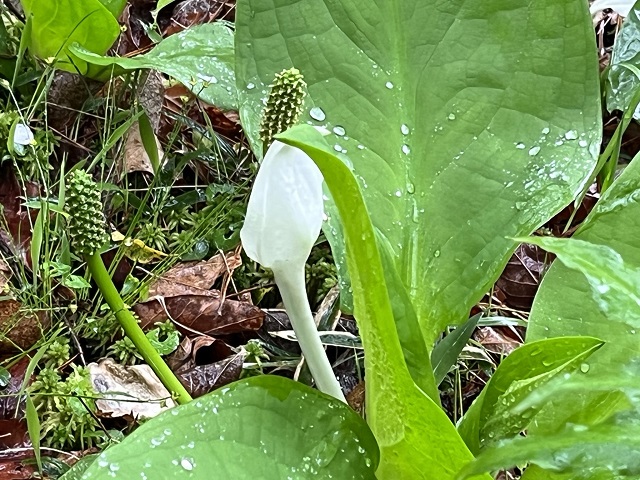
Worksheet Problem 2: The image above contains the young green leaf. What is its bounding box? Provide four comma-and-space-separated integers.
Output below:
457, 337, 603, 454
432, 313, 481, 386
525, 173, 640, 479
606, 0, 640, 118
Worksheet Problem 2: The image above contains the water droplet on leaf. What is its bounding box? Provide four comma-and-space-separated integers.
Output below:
310, 107, 326, 121
332, 125, 346, 136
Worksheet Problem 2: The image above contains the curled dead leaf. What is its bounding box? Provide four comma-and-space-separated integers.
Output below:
147, 250, 241, 297
134, 294, 264, 336
89, 358, 176, 420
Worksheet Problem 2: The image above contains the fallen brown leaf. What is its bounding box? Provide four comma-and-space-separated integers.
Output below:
147, 250, 241, 297
119, 122, 164, 177
177, 352, 244, 398
495, 243, 548, 310
166, 336, 234, 373
473, 327, 522, 356
134, 294, 264, 336
0, 301, 49, 354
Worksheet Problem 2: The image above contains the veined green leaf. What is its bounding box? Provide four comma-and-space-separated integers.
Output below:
73, 375, 378, 479
457, 337, 603, 455
606, 0, 640, 118
525, 163, 640, 478
71, 23, 236, 110
20, 0, 120, 74
235, 0, 601, 349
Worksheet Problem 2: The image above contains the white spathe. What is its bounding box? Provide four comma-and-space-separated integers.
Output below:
240, 140, 324, 272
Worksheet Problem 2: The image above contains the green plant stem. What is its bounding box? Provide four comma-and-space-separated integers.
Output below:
273, 266, 346, 403
86, 253, 192, 405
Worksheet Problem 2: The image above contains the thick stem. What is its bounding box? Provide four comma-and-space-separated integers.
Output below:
86, 253, 192, 405
273, 266, 346, 403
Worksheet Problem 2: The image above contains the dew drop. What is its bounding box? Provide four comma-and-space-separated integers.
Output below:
395, 190, 402, 197
406, 182, 415, 194
309, 107, 326, 121
448, 113, 456, 121
333, 144, 342, 152
385, 81, 394, 89
516, 143, 526, 149
401, 124, 410, 135
578, 139, 588, 148
332, 125, 346, 136
580, 363, 590, 373
528, 146, 541, 156
542, 127, 550, 135
564, 130, 578, 140
434, 250, 441, 258
402, 144, 410, 155
181, 458, 194, 471
246, 82, 255, 90
357, 144, 365, 150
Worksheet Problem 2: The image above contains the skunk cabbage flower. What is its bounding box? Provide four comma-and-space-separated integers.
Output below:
240, 138, 346, 402
241, 140, 324, 271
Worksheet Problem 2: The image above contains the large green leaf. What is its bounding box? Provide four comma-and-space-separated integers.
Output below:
458, 421, 640, 479
459, 363, 640, 478
278, 125, 488, 480
606, 0, 640, 118
73, 375, 378, 479
235, 0, 601, 347
526, 206, 640, 480
96, 0, 127, 18
457, 336, 603, 455
71, 23, 237, 110
528, 156, 640, 386
20, 0, 120, 74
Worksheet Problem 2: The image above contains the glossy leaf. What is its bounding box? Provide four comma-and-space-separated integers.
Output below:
75, 375, 378, 479
458, 421, 640, 479
526, 160, 640, 479
20, 0, 120, 74
71, 23, 237, 110
432, 313, 481, 386
606, 0, 640, 118
457, 337, 603, 455
278, 125, 489, 480
97, 0, 127, 18
235, 0, 601, 348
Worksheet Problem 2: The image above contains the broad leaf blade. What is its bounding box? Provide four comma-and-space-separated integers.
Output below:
458, 422, 640, 479
71, 23, 237, 110
526, 162, 640, 479
279, 125, 489, 480
457, 337, 603, 455
235, 0, 601, 347
606, 0, 640, 118
20, 0, 120, 74
77, 376, 378, 479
